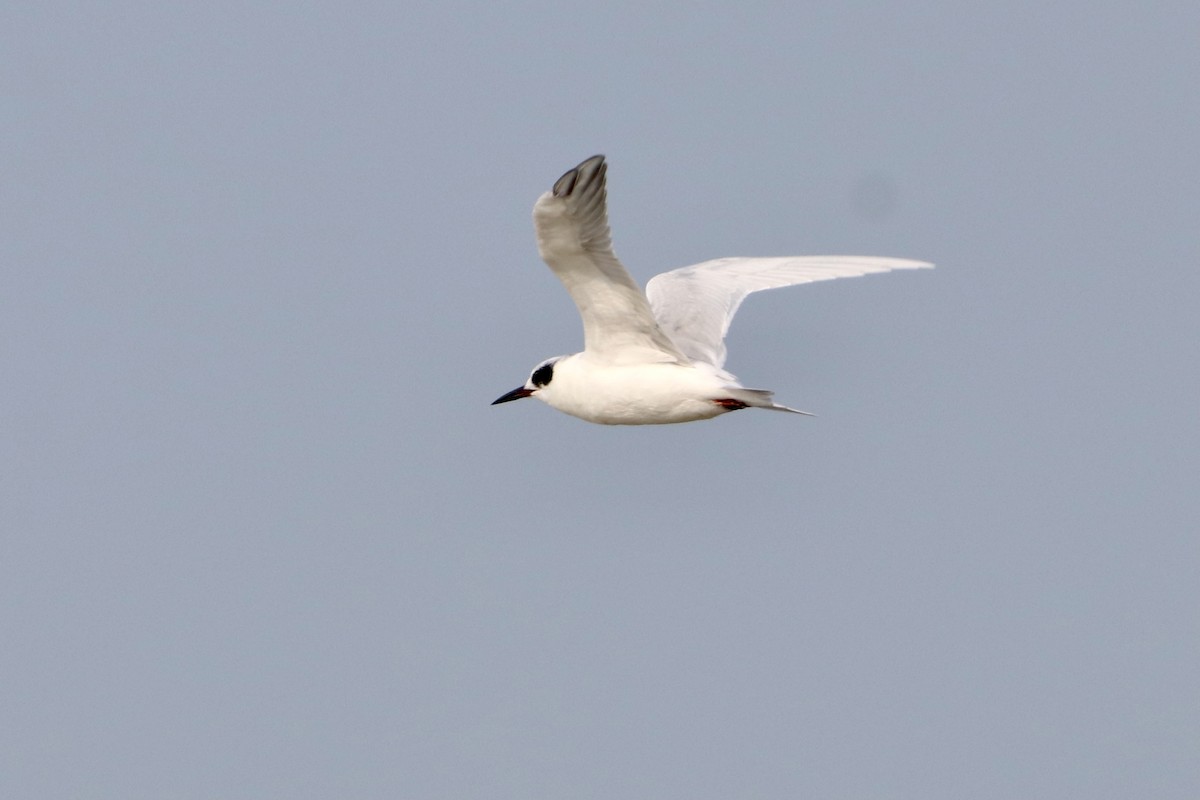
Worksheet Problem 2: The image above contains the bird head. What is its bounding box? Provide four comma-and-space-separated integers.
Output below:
491, 356, 563, 406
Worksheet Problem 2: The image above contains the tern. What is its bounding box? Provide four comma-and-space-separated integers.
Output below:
492, 155, 932, 425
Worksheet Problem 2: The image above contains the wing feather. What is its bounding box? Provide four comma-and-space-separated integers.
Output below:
533, 156, 688, 365
646, 256, 933, 367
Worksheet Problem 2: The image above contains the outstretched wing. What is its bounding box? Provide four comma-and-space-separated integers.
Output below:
533, 155, 689, 365
646, 256, 933, 368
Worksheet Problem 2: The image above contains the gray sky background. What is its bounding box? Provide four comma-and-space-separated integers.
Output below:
4, 3, 1198, 798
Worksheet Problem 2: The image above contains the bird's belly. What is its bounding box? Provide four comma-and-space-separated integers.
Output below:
545, 363, 731, 425
569, 396, 726, 425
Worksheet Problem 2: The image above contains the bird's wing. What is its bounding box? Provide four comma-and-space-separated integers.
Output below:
533, 155, 689, 366
646, 256, 933, 368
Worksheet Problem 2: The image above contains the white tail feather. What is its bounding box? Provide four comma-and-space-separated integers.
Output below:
724, 387, 815, 417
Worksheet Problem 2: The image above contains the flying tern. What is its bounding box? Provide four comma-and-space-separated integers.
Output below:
492, 155, 932, 425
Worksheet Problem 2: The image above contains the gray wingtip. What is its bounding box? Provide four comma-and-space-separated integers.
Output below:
552, 154, 606, 197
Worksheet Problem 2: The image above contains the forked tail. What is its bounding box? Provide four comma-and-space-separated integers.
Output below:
724, 387, 815, 417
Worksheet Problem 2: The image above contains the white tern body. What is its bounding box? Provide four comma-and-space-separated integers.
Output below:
492, 155, 932, 425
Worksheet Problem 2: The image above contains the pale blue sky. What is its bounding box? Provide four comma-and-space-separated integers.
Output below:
3, 3, 1198, 798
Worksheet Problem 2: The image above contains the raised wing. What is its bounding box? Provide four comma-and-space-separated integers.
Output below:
646, 256, 933, 368
533, 156, 689, 365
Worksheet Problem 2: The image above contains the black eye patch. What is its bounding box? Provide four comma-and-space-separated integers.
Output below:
531, 362, 555, 387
